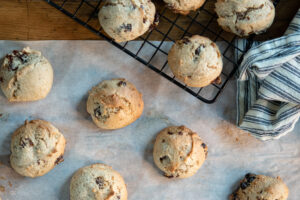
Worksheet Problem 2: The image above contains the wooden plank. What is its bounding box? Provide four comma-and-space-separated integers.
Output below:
0, 0, 299, 40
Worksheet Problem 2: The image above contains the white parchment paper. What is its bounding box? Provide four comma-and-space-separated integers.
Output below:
0, 40, 299, 200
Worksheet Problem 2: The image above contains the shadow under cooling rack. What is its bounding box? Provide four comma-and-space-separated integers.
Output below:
45, 0, 278, 103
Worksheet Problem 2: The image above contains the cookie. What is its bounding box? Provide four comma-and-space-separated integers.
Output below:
0, 47, 53, 102
70, 164, 127, 200
10, 120, 66, 178
153, 126, 208, 178
87, 78, 144, 130
215, 0, 275, 37
230, 173, 289, 200
164, 0, 205, 15
98, 0, 156, 42
168, 35, 223, 87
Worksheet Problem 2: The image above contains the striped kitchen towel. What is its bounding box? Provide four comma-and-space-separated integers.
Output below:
235, 9, 300, 140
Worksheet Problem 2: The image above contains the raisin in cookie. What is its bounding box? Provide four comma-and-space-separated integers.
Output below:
168, 35, 223, 87
10, 120, 66, 178
230, 173, 289, 200
87, 78, 144, 130
0, 47, 53, 102
164, 0, 205, 15
215, 0, 275, 37
70, 164, 127, 200
98, 0, 156, 42
153, 126, 208, 178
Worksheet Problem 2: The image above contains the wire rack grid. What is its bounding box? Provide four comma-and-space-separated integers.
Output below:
45, 0, 278, 103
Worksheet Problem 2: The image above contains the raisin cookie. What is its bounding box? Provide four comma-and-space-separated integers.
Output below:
168, 35, 223, 87
10, 120, 66, 178
153, 126, 208, 178
164, 0, 205, 15
70, 164, 127, 200
230, 173, 289, 200
87, 78, 144, 130
0, 47, 53, 102
215, 0, 275, 37
98, 0, 156, 42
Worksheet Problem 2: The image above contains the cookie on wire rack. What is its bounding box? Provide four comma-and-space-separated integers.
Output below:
98, 0, 156, 42
215, 0, 275, 37
163, 0, 206, 15
168, 35, 223, 88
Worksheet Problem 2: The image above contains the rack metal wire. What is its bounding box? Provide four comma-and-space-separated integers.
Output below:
45, 0, 279, 103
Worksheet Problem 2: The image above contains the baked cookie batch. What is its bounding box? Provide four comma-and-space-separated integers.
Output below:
0, 0, 285, 199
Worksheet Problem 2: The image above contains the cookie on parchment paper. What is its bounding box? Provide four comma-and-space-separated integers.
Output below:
230, 173, 289, 200
10, 120, 66, 178
0, 47, 53, 102
70, 163, 127, 200
87, 78, 144, 130
153, 125, 208, 178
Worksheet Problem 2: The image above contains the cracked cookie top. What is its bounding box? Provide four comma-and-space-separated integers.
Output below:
215, 0, 275, 36
230, 173, 289, 200
0, 47, 53, 102
168, 35, 223, 88
153, 126, 207, 178
10, 120, 66, 178
98, 0, 156, 42
87, 78, 144, 130
70, 164, 127, 200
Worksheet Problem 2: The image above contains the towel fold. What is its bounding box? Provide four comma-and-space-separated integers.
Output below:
235, 9, 300, 140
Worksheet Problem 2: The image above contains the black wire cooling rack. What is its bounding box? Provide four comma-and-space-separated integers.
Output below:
45, 0, 280, 103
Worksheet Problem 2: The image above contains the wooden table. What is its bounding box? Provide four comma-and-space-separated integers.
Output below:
0, 0, 299, 40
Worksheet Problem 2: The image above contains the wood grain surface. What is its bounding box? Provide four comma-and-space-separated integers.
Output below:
0, 0, 299, 41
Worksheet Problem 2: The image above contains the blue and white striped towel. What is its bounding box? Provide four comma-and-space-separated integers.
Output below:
235, 9, 300, 140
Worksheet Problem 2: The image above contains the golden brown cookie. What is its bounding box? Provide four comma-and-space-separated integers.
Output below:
10, 120, 66, 178
87, 78, 144, 130
0, 47, 53, 102
70, 164, 127, 200
215, 0, 275, 37
99, 0, 156, 42
164, 0, 205, 15
230, 173, 289, 200
153, 126, 207, 178
168, 35, 223, 87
